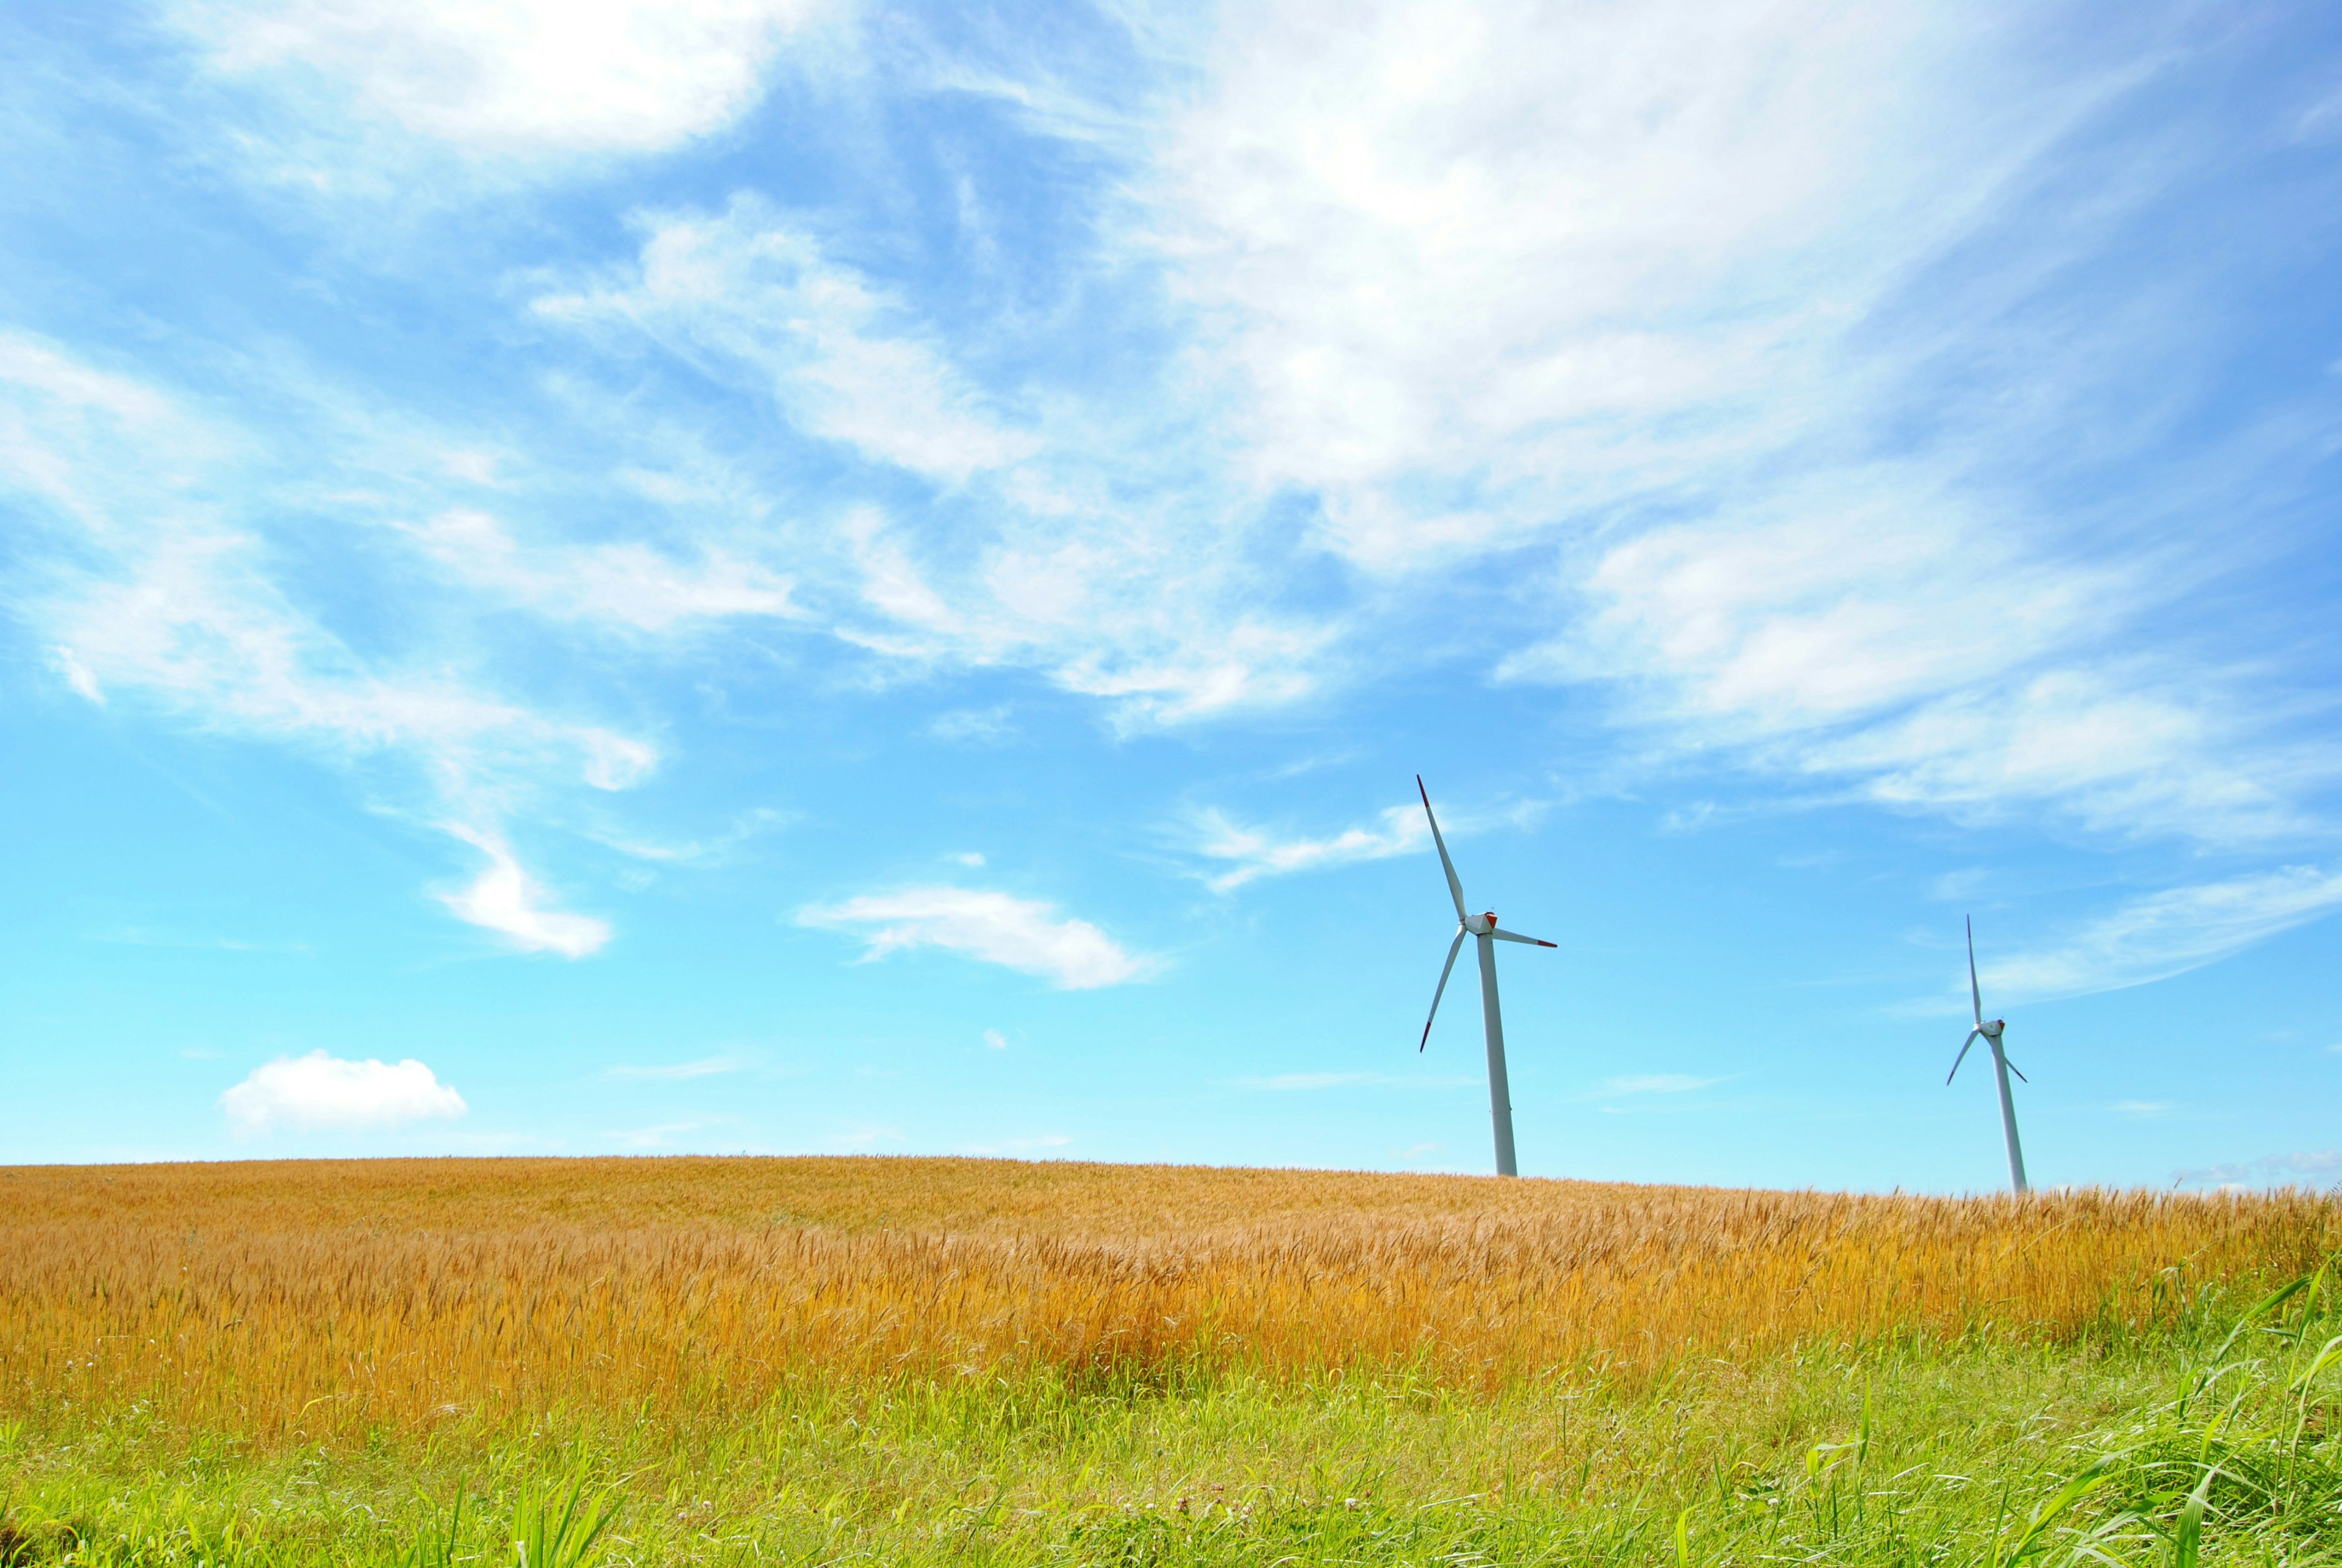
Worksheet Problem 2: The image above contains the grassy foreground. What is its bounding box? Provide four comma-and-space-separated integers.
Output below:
1, 1159, 2337, 1566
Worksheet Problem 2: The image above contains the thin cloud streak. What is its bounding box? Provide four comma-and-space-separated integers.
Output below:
798, 886, 1153, 989
1601, 1074, 1727, 1095
1230, 1072, 1479, 1091
1191, 803, 1426, 892
1984, 866, 2342, 1004
604, 1055, 750, 1081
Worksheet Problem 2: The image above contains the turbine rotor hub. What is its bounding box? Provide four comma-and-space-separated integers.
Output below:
1463, 910, 1497, 934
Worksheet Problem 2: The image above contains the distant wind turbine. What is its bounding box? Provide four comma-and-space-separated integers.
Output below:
1414, 776, 1556, 1178
1948, 915, 2029, 1195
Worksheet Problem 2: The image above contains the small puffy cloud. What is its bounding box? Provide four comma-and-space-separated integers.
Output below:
440, 834, 611, 957
982, 1028, 1008, 1050
220, 1050, 466, 1131
798, 886, 1150, 989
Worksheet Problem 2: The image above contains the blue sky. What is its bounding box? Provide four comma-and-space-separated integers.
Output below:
3, 0, 2339, 1190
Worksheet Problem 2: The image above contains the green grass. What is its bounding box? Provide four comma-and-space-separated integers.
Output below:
4, 1272, 2338, 1567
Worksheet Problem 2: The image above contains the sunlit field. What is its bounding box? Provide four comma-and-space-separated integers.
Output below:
2, 1158, 2337, 1566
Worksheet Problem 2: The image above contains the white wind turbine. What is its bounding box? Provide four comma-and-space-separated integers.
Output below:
1414, 776, 1556, 1178
1947, 915, 2030, 1195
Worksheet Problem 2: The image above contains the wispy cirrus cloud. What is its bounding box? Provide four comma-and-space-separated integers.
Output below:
532, 197, 1344, 731
0, 332, 665, 957
1980, 866, 2342, 1004
395, 508, 798, 632
534, 195, 1039, 484
798, 886, 1153, 989
1600, 1074, 1727, 1095
174, 0, 833, 160
1229, 1072, 1477, 1091
1189, 803, 1426, 892
1152, 0, 2338, 865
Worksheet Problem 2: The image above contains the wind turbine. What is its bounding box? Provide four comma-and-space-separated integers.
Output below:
1948, 915, 2029, 1195
1414, 776, 1556, 1177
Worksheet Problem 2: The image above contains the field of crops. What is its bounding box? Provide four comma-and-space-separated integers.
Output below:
2, 1158, 2337, 1566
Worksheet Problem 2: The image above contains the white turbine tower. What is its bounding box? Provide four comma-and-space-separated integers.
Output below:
1948, 915, 2029, 1195
1414, 776, 1556, 1178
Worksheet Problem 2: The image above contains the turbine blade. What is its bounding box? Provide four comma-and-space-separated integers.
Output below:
1967, 916, 1984, 1027
1418, 775, 1467, 921
1947, 1029, 1980, 1084
1420, 930, 1467, 1051
2004, 1056, 2028, 1084
1491, 928, 1557, 948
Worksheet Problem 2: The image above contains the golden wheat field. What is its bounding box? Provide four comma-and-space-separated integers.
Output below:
3, 1158, 2331, 1448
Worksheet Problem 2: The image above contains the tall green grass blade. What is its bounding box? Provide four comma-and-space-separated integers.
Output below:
2169, 1463, 2215, 1568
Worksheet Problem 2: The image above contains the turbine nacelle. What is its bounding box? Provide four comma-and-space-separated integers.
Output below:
1980, 1018, 2005, 1040
1463, 910, 1497, 934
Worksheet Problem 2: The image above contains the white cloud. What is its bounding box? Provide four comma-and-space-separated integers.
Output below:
537, 207, 1343, 731
179, 0, 828, 157
1549, 496, 2114, 731
1136, 0, 2331, 849
1509, 493, 2304, 846
798, 886, 1150, 989
605, 1055, 747, 1080
981, 1028, 1008, 1050
2113, 1101, 2169, 1117
51, 645, 103, 703
397, 508, 797, 631
1602, 1074, 1724, 1095
948, 851, 987, 868
439, 832, 611, 957
929, 707, 1015, 745
1147, 1, 2029, 558
220, 1050, 467, 1131
1191, 802, 1425, 892
1799, 672, 2303, 843
1982, 865, 2342, 1003
535, 196, 1037, 484
0, 332, 650, 957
